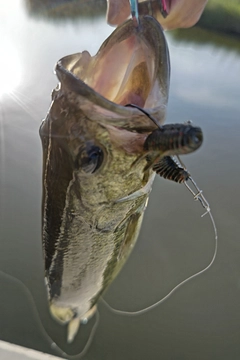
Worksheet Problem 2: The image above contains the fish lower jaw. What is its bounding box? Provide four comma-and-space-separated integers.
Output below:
49, 303, 97, 343
49, 302, 97, 325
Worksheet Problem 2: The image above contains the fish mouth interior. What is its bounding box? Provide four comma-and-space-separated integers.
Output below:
58, 17, 169, 116
84, 35, 155, 108
65, 30, 157, 109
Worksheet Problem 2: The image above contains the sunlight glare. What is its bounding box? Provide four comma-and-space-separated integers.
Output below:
0, 41, 22, 97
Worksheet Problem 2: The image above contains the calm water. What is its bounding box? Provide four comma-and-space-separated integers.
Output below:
0, 1, 240, 359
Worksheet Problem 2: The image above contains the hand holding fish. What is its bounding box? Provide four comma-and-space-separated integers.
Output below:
107, 0, 208, 29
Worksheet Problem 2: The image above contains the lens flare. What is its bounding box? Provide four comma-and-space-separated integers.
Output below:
0, 41, 22, 97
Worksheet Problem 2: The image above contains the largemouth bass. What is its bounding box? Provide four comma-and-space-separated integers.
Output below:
40, 15, 180, 342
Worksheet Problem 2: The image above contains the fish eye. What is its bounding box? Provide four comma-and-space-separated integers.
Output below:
76, 143, 104, 174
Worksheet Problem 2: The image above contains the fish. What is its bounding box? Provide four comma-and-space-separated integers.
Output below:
39, 15, 201, 343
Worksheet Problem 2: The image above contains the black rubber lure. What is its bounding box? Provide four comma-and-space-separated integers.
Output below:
144, 123, 203, 155
125, 104, 203, 182
152, 156, 189, 183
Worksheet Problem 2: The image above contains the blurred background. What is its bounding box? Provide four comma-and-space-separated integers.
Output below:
0, 0, 239, 359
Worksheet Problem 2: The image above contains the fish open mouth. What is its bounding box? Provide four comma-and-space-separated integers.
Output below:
84, 32, 155, 108
56, 15, 170, 125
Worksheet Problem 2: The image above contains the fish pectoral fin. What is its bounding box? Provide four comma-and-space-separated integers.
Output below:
67, 317, 81, 343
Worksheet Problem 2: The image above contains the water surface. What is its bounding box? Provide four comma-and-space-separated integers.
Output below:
0, 1, 240, 359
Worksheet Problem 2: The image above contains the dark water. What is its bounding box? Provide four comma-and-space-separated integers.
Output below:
0, 1, 240, 359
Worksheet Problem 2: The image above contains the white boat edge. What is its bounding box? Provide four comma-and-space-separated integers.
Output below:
0, 340, 64, 360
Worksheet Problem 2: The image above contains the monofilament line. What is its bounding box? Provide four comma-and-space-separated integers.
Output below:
129, 0, 139, 26
102, 173, 218, 317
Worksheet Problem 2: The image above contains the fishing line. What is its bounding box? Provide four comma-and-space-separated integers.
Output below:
102, 104, 218, 316
125, 103, 163, 128
0, 270, 100, 359
101, 175, 218, 316
101, 105, 218, 316
0, 101, 6, 181
129, 0, 139, 26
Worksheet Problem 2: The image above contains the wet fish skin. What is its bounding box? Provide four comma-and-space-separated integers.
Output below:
40, 15, 170, 338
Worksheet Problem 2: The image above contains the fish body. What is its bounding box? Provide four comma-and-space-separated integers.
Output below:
40, 15, 170, 339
